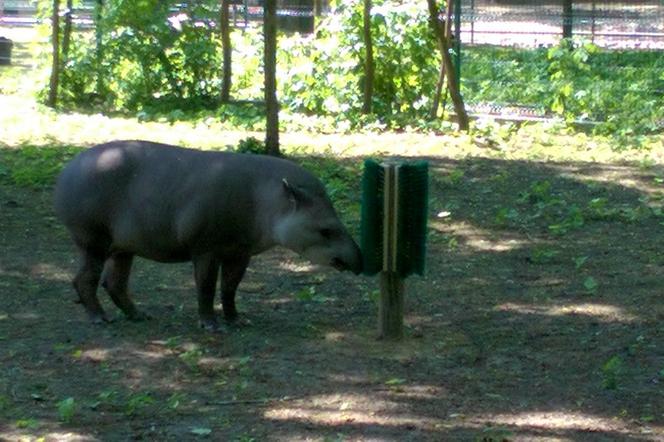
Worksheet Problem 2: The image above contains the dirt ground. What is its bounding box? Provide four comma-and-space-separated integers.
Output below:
1, 155, 663, 441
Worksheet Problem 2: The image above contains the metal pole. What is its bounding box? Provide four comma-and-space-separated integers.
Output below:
562, 0, 573, 39
470, 0, 474, 45
591, 0, 596, 44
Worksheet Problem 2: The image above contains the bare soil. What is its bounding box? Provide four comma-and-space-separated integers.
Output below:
1, 155, 663, 441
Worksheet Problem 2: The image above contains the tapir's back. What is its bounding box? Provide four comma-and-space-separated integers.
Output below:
53, 140, 331, 258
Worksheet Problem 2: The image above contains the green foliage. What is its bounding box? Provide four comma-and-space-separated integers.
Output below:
529, 247, 559, 264
601, 355, 623, 390
49, 1, 663, 136
236, 137, 267, 155
463, 40, 664, 136
583, 276, 598, 294
179, 347, 204, 368
15, 418, 39, 429
60, 0, 222, 112
125, 392, 155, 416
280, 0, 438, 127
57, 397, 77, 423
0, 145, 81, 187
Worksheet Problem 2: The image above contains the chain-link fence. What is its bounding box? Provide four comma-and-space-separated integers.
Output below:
458, 0, 664, 49
455, 1, 664, 123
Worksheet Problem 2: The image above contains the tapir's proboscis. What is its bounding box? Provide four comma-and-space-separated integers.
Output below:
54, 140, 362, 331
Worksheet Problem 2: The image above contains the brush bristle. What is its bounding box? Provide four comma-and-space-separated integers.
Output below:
396, 161, 429, 277
360, 159, 384, 276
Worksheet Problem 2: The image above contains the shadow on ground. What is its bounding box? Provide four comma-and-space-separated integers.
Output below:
0, 153, 662, 441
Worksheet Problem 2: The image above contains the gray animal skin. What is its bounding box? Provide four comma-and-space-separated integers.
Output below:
54, 140, 362, 331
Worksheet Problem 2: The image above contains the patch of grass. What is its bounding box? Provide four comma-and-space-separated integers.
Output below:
179, 347, 204, 369
0, 145, 81, 187
601, 355, 624, 390
15, 418, 39, 429
125, 392, 155, 416
529, 247, 559, 264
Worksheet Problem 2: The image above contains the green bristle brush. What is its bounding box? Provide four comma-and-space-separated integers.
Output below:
360, 159, 428, 277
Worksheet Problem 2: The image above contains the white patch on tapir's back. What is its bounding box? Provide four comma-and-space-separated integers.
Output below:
96, 148, 125, 172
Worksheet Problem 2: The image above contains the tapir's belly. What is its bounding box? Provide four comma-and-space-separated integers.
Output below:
107, 205, 254, 262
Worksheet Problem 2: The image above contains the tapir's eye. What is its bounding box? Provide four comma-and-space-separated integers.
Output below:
319, 228, 334, 239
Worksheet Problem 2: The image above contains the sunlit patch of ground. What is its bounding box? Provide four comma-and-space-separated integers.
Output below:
495, 302, 640, 323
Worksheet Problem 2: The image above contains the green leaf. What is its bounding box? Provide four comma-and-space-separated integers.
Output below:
57, 397, 77, 423
574, 256, 589, 270
384, 378, 406, 386
583, 277, 598, 293
190, 427, 212, 436
15, 418, 39, 429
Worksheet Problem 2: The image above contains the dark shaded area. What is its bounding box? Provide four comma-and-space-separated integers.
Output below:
0, 152, 662, 440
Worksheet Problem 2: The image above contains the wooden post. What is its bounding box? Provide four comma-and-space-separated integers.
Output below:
378, 164, 403, 340
379, 272, 404, 340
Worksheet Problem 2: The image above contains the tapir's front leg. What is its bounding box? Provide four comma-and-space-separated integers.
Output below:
193, 253, 221, 331
221, 255, 250, 321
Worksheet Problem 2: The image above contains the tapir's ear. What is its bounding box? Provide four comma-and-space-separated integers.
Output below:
282, 178, 311, 209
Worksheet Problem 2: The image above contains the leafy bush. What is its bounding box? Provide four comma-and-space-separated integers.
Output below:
461, 39, 664, 136
53, 1, 663, 136
60, 0, 222, 112
280, 0, 438, 125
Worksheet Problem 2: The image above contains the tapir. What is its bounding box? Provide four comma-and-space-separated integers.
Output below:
54, 140, 362, 331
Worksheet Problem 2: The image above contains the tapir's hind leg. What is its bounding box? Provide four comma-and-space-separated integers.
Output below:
221, 255, 250, 322
102, 253, 149, 321
73, 248, 109, 324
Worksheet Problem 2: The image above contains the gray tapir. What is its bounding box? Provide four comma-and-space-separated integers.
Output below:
54, 140, 362, 331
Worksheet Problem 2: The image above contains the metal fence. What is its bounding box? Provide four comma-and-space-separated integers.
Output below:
458, 0, 664, 49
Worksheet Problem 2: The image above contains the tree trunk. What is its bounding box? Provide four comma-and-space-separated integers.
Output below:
562, 0, 573, 39
426, 0, 469, 131
94, 0, 104, 95
264, 0, 280, 156
61, 0, 73, 64
48, 0, 60, 108
361, 0, 374, 114
220, 0, 232, 103
430, 0, 453, 119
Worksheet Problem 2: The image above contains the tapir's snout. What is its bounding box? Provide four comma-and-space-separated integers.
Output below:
332, 241, 363, 275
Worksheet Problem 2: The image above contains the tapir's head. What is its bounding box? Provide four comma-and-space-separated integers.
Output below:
273, 178, 363, 274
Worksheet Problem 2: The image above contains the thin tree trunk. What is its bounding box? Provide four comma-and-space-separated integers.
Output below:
426, 0, 469, 131
362, 0, 374, 114
48, 0, 60, 108
94, 0, 104, 95
156, 48, 181, 97
264, 0, 280, 155
61, 0, 73, 64
430, 0, 453, 119
220, 0, 232, 102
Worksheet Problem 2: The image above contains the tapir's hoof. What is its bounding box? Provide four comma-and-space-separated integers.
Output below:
223, 309, 239, 322
126, 309, 152, 321
226, 316, 252, 327
199, 318, 225, 333
88, 312, 113, 324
